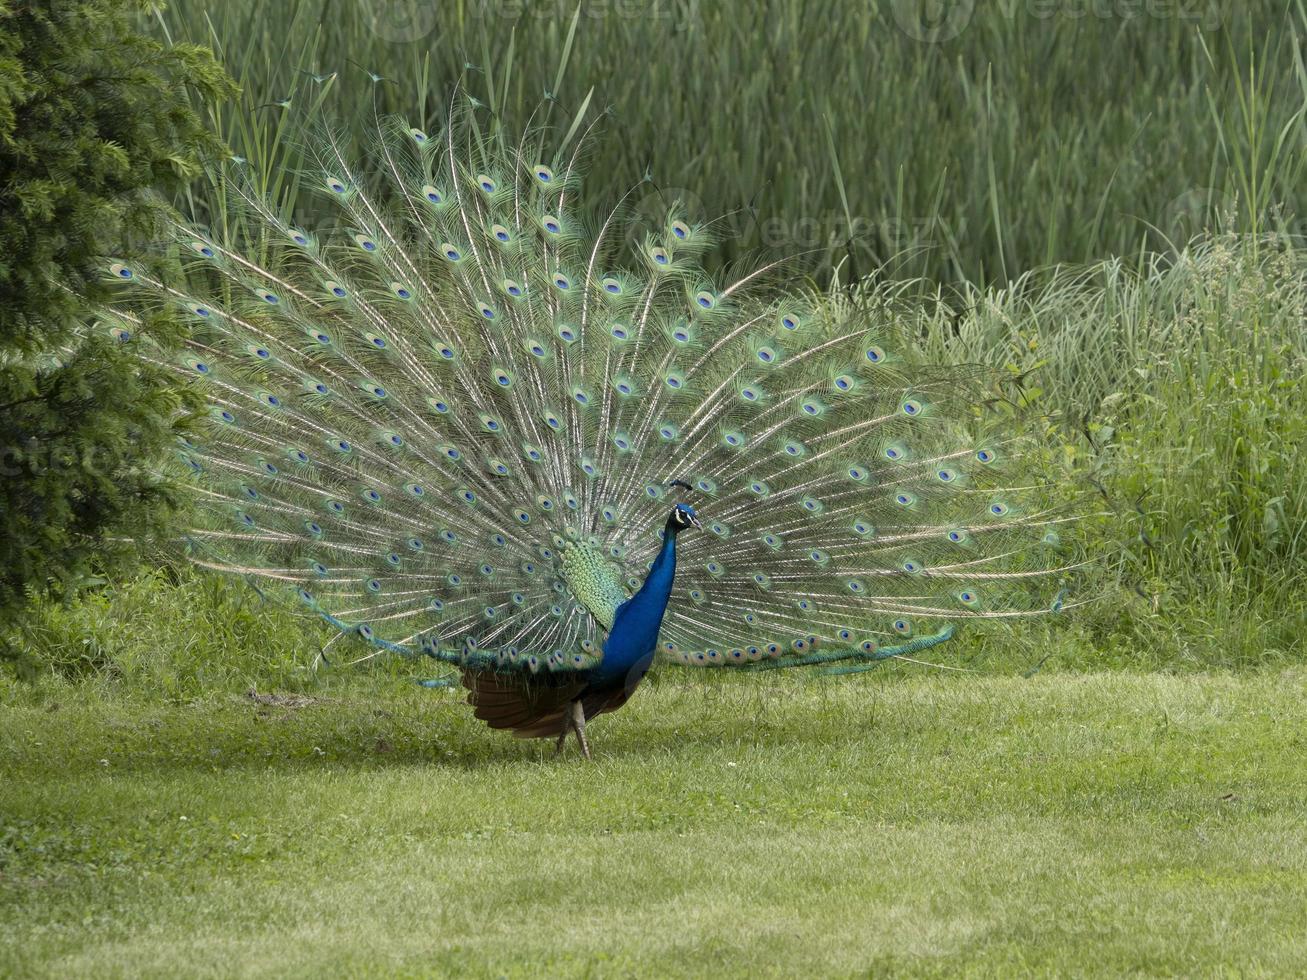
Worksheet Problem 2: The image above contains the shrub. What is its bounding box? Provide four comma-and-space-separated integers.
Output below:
0, 0, 234, 649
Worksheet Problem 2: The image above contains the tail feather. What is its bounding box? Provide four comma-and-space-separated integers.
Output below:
460, 669, 583, 737
104, 105, 1084, 678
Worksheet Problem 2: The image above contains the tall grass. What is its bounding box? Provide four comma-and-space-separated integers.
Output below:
151, 0, 1307, 286
876, 234, 1307, 664
10, 0, 1305, 680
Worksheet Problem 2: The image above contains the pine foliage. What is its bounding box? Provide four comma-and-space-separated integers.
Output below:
0, 0, 234, 638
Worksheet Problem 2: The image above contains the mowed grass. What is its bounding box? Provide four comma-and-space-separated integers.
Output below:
3, 669, 1305, 977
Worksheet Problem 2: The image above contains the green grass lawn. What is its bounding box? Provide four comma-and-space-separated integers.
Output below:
3, 668, 1304, 977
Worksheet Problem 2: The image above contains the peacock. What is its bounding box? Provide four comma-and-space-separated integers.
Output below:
103, 107, 1080, 758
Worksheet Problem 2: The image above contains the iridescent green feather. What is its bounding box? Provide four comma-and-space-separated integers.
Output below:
102, 107, 1082, 677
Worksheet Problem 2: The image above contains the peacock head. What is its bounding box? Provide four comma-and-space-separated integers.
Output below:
666, 503, 702, 535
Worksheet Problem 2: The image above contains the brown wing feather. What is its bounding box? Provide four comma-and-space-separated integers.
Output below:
460, 670, 586, 738
461, 668, 650, 740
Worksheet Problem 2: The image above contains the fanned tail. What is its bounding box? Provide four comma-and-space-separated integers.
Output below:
103, 105, 1086, 680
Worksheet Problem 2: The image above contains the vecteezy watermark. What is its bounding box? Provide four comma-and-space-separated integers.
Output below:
1019, 0, 1225, 28
619, 186, 959, 267
468, 0, 698, 20
622, 184, 713, 247
360, 0, 440, 43
891, 0, 977, 42
891, 0, 1226, 42
361, 0, 702, 42
0, 440, 136, 480
756, 212, 955, 254
1160, 186, 1239, 246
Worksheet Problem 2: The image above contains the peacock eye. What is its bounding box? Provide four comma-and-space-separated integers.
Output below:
128, 139, 1075, 681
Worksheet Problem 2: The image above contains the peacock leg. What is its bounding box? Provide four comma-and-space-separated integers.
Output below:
554, 712, 572, 756
571, 700, 591, 760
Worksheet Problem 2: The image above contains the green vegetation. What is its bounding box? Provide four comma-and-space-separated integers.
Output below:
3, 671, 1305, 975
0, 0, 1296, 671
128, 0, 1307, 672
0, 0, 233, 637
889, 234, 1307, 668
2, 2, 1306, 974
152, 0, 1307, 284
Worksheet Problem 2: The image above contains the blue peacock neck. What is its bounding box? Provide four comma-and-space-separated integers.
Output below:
593, 513, 690, 688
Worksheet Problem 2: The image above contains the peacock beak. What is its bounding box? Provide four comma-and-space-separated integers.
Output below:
687, 512, 702, 529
